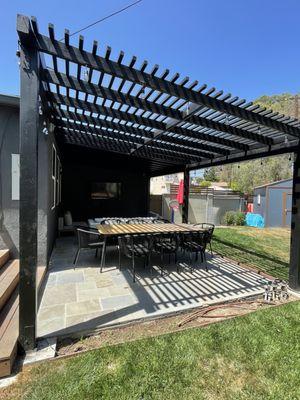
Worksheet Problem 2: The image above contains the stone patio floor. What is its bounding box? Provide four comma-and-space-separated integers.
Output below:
37, 237, 268, 338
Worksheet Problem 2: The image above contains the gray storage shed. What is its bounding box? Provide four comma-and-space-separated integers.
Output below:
253, 178, 292, 227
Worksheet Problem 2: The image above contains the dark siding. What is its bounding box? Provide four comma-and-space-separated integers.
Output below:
0, 105, 20, 256
61, 146, 149, 220
0, 102, 57, 265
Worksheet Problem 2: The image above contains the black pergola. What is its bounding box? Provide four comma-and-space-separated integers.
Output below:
17, 14, 300, 350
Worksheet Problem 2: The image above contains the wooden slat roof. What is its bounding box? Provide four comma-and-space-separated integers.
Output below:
17, 14, 300, 176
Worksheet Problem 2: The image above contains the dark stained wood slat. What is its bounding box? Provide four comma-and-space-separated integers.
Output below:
54, 112, 226, 157
54, 116, 208, 160
49, 92, 247, 151
44, 69, 274, 146
33, 32, 300, 137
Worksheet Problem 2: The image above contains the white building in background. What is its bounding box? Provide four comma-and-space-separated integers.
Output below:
150, 173, 183, 195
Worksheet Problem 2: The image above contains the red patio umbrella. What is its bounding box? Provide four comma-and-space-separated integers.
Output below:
177, 179, 184, 205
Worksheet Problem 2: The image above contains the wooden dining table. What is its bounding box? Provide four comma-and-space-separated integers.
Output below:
96, 222, 207, 271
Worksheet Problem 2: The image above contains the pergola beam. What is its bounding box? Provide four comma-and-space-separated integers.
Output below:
62, 132, 188, 165
48, 92, 248, 151
43, 69, 279, 146
30, 30, 300, 137
187, 138, 299, 171
53, 108, 223, 157
57, 123, 204, 163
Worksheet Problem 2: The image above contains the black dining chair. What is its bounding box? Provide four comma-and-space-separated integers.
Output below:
100, 218, 123, 225
193, 223, 215, 256
152, 232, 179, 274
118, 234, 152, 282
73, 227, 104, 268
126, 218, 144, 224
153, 218, 170, 224
181, 230, 210, 271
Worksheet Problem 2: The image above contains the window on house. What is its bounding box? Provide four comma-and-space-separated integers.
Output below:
257, 194, 261, 205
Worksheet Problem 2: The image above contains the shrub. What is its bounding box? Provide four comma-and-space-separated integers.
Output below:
200, 180, 211, 188
223, 211, 245, 226
235, 211, 246, 226
223, 211, 236, 226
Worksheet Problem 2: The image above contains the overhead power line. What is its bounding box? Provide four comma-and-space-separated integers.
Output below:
59, 0, 143, 41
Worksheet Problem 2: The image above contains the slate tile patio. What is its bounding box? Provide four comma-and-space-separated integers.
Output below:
37, 237, 268, 338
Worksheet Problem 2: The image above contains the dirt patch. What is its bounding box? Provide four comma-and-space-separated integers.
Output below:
55, 296, 297, 358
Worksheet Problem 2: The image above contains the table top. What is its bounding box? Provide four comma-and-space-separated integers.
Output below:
96, 222, 206, 236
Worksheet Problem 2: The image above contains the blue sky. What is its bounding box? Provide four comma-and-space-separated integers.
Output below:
1, 0, 300, 100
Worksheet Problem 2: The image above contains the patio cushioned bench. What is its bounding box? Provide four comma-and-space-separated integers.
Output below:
58, 217, 88, 236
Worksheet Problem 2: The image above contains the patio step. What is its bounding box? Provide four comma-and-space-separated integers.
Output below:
0, 250, 10, 270
0, 253, 20, 378
0, 256, 46, 377
0, 288, 18, 378
0, 260, 19, 311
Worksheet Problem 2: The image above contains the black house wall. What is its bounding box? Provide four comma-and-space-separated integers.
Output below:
61, 145, 150, 221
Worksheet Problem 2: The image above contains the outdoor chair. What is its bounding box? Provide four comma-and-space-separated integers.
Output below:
153, 218, 170, 224
152, 232, 179, 274
180, 230, 210, 271
100, 218, 122, 225
126, 218, 144, 224
118, 234, 153, 282
193, 223, 215, 256
73, 227, 104, 268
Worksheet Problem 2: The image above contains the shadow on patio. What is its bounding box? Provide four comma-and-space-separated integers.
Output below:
37, 237, 268, 338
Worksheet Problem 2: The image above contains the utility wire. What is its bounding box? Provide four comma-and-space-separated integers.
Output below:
59, 0, 143, 41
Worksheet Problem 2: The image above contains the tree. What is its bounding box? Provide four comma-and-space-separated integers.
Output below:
216, 154, 292, 194
203, 167, 218, 182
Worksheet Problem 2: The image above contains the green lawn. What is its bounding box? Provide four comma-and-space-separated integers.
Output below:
4, 301, 300, 400
213, 227, 290, 280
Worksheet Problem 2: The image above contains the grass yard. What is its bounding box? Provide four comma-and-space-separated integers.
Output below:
2, 301, 300, 400
213, 227, 290, 280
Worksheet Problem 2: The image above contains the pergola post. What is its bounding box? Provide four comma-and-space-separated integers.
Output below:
289, 149, 300, 291
182, 168, 190, 223
18, 15, 40, 350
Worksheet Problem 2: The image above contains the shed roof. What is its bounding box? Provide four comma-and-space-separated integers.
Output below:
17, 15, 300, 176
254, 177, 293, 190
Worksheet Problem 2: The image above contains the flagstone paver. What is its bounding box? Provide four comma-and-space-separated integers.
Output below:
37, 237, 268, 338
66, 299, 102, 317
